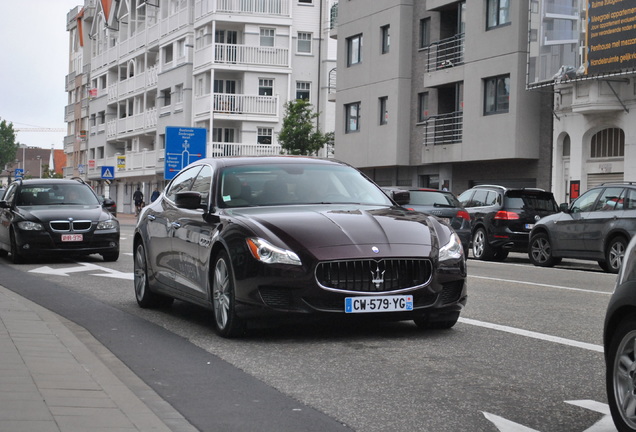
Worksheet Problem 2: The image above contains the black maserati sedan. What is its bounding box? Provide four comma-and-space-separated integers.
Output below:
134, 156, 467, 338
0, 178, 120, 263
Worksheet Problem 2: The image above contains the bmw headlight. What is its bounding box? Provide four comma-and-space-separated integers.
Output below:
17, 221, 44, 231
439, 232, 463, 262
97, 219, 119, 230
246, 238, 301, 266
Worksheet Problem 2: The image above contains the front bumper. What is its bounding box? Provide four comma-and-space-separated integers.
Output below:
14, 228, 120, 257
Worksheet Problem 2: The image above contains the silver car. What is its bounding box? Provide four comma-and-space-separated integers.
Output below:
528, 182, 636, 273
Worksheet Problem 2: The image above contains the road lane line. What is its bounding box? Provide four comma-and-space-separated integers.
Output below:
470, 275, 612, 295
459, 318, 604, 353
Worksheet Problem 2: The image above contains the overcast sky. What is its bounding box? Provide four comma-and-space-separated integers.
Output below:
0, 1, 83, 149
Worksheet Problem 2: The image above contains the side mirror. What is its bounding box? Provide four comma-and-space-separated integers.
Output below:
175, 191, 203, 210
391, 190, 410, 206
102, 198, 115, 206
559, 202, 570, 213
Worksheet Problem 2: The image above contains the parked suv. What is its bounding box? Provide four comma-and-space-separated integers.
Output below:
528, 182, 636, 273
458, 185, 559, 261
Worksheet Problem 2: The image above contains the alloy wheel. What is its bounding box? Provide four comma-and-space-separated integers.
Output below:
612, 328, 636, 430
213, 256, 231, 330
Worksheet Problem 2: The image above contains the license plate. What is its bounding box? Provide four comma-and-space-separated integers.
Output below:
525, 224, 534, 230
345, 295, 413, 313
61, 234, 83, 242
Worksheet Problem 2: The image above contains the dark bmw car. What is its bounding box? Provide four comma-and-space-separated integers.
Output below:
0, 178, 120, 263
604, 235, 636, 431
134, 156, 467, 338
382, 187, 471, 256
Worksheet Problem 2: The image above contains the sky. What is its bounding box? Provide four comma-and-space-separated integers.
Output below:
0, 1, 83, 150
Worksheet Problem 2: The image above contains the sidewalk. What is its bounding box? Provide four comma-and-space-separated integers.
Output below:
0, 284, 196, 432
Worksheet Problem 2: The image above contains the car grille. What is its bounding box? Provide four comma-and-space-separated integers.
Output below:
50, 220, 92, 232
315, 258, 433, 293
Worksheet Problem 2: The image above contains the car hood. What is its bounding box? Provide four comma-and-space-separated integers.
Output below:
17, 205, 111, 222
225, 205, 440, 259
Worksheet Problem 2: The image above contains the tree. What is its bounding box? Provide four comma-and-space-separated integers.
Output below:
277, 99, 333, 156
0, 118, 19, 171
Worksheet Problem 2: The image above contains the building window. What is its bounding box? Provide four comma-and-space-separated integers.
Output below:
163, 44, 173, 64
296, 81, 311, 101
161, 88, 172, 106
345, 102, 361, 133
258, 127, 273, 144
591, 128, 625, 158
298, 0, 313, 3
381, 25, 390, 54
418, 92, 429, 122
259, 79, 273, 96
487, 0, 511, 29
419, 18, 430, 48
346, 34, 363, 66
484, 75, 510, 114
174, 84, 184, 104
260, 28, 275, 47
297, 32, 312, 54
379, 96, 388, 125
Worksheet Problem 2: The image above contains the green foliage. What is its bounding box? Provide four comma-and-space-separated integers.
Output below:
0, 119, 19, 170
278, 99, 333, 156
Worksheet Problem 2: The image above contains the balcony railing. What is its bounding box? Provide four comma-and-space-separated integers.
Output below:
422, 111, 463, 146
210, 142, 282, 157
106, 108, 158, 138
108, 65, 158, 102
195, 0, 290, 18
212, 93, 279, 116
422, 33, 464, 73
195, 43, 289, 69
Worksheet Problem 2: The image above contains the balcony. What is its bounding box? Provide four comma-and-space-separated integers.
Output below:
421, 111, 463, 146
329, 2, 338, 39
195, 0, 290, 19
543, 28, 578, 45
328, 68, 336, 102
422, 34, 464, 73
106, 108, 158, 138
87, 150, 161, 179
107, 66, 158, 102
195, 43, 289, 69
194, 93, 279, 117
210, 142, 282, 157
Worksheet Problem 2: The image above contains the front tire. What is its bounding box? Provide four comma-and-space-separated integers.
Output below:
528, 232, 560, 267
212, 250, 246, 338
607, 316, 636, 431
414, 312, 460, 330
102, 251, 119, 262
472, 227, 494, 261
134, 242, 173, 308
606, 237, 628, 274
10, 230, 25, 264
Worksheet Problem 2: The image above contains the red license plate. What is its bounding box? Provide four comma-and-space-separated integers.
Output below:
61, 234, 83, 242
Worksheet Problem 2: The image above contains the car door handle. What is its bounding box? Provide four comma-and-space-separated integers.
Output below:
147, 214, 156, 221
172, 222, 181, 229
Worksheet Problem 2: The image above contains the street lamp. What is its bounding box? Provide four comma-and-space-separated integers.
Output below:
37, 156, 42, 178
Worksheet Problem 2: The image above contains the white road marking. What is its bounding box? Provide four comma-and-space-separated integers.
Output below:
484, 400, 616, 432
470, 275, 612, 295
30, 262, 134, 280
459, 318, 604, 353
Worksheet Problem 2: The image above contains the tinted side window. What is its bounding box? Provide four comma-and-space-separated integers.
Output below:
165, 166, 202, 202
458, 190, 474, 207
571, 188, 602, 213
471, 190, 489, 206
593, 187, 625, 211
191, 165, 213, 206
627, 189, 636, 210
3, 184, 17, 204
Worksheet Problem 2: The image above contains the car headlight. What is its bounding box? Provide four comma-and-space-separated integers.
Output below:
17, 221, 44, 231
439, 232, 463, 262
97, 219, 119, 230
246, 238, 301, 266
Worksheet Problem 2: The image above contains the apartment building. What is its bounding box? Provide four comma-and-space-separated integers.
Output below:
65, 0, 337, 214
333, 0, 553, 194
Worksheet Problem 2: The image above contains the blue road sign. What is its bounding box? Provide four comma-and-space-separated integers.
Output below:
101, 166, 115, 180
14, 169, 24, 179
165, 127, 207, 180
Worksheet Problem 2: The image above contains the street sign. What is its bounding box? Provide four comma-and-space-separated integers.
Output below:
165, 126, 206, 180
14, 168, 24, 179
101, 166, 115, 180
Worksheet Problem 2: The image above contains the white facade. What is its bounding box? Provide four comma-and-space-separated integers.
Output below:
66, 0, 337, 214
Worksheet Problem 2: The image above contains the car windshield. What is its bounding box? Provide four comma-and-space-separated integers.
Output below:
409, 190, 460, 207
504, 191, 557, 212
219, 163, 393, 208
16, 184, 99, 206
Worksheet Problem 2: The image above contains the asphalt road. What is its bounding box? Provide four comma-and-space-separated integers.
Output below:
0, 220, 618, 431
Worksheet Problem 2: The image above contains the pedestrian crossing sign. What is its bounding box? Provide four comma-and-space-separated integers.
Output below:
101, 166, 115, 179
